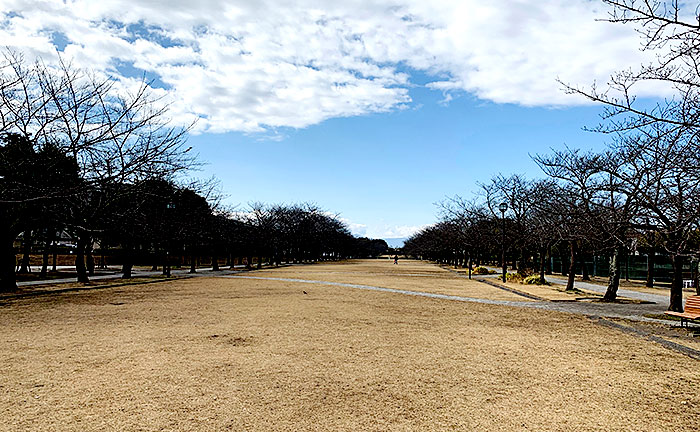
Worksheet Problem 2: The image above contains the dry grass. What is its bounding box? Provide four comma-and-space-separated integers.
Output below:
2, 276, 173, 299
256, 260, 530, 301
0, 259, 698, 431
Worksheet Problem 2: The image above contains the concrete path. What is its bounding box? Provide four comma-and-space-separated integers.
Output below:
16, 265, 249, 287
477, 271, 670, 307
545, 275, 670, 307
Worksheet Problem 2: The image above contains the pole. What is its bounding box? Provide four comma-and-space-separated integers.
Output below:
164, 250, 171, 276
501, 210, 506, 283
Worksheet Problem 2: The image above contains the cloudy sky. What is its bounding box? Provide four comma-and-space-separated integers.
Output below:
0, 0, 670, 240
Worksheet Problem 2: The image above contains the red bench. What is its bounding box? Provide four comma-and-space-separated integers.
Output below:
665, 295, 700, 327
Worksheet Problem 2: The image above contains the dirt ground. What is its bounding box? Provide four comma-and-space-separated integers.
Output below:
1, 259, 698, 431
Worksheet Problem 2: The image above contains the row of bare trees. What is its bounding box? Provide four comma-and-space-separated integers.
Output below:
406, 1, 700, 312
0, 52, 386, 291
0, 49, 194, 291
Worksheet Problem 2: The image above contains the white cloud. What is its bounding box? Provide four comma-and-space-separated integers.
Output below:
337, 217, 366, 236
0, 0, 675, 133
368, 224, 427, 239
343, 217, 427, 239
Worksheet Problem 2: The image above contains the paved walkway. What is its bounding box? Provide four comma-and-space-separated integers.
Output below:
478, 272, 670, 306
545, 275, 670, 307
16, 265, 250, 287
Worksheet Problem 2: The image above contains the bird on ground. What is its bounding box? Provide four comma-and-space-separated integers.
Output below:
303, 291, 307, 295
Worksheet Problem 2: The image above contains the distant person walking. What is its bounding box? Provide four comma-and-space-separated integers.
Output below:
393, 255, 398, 265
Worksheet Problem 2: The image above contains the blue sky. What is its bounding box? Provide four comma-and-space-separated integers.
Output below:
1, 0, 670, 240
190, 80, 609, 238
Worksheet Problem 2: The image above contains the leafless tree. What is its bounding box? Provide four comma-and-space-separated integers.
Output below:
609, 128, 700, 309
535, 147, 640, 299
0, 50, 195, 282
560, 1, 700, 309
564, 1, 700, 134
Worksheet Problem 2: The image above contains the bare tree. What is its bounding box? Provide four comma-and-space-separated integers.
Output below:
609, 129, 700, 310
561, 2, 700, 309
480, 174, 537, 274
0, 133, 78, 291
0, 50, 195, 282
535, 148, 640, 299
564, 1, 700, 134
526, 179, 562, 285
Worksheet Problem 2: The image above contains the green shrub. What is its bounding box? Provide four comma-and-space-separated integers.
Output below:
472, 266, 490, 275
505, 272, 523, 283
523, 275, 550, 285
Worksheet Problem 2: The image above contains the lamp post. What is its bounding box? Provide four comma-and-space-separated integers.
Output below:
499, 202, 508, 283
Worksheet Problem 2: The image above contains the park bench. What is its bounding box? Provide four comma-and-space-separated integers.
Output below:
665, 295, 700, 327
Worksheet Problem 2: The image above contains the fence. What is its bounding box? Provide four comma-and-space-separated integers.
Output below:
550, 254, 697, 283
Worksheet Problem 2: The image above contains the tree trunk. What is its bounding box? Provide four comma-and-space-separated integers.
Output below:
561, 251, 568, 276
212, 255, 219, 271
257, 255, 262, 269
189, 254, 197, 273
593, 255, 597, 277
75, 236, 89, 283
86, 240, 95, 276
603, 247, 622, 301
52, 241, 57, 272
566, 241, 577, 291
0, 236, 17, 292
646, 248, 655, 288
669, 254, 684, 312
517, 247, 526, 275
99, 247, 106, 269
121, 245, 133, 279
539, 246, 546, 284
40, 234, 51, 278
121, 262, 133, 278
19, 230, 32, 273
468, 254, 472, 279
545, 245, 552, 275
581, 255, 590, 281
696, 261, 700, 296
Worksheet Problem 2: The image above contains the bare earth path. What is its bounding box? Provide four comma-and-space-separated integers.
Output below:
1, 259, 698, 431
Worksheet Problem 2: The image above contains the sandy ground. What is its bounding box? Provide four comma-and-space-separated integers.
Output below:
1, 259, 698, 431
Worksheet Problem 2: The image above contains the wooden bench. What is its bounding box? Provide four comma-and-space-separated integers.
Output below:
665, 295, 700, 327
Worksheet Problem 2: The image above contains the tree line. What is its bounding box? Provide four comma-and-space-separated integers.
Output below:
0, 52, 387, 292
405, 1, 700, 312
